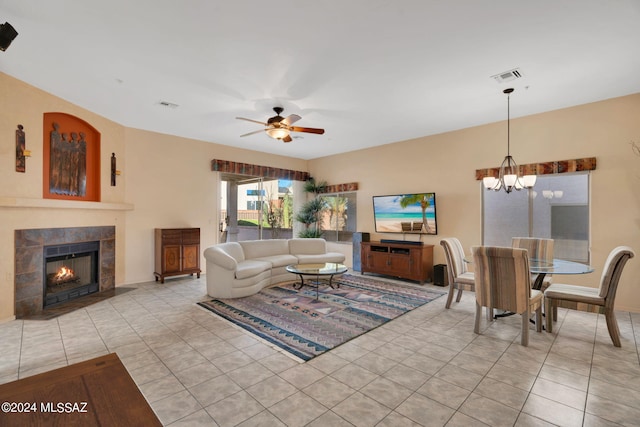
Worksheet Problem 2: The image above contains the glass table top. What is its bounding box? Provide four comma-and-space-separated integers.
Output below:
286, 263, 348, 275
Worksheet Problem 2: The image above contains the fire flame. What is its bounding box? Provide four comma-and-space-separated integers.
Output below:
55, 266, 75, 281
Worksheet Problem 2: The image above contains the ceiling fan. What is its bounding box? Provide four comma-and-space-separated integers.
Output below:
236, 107, 325, 143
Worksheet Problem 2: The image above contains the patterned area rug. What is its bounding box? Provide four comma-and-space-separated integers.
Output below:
197, 274, 445, 361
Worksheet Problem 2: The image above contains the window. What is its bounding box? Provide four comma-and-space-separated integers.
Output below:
483, 172, 589, 262
321, 192, 357, 242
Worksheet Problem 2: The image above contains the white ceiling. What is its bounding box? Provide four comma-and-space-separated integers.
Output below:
1, 1, 640, 160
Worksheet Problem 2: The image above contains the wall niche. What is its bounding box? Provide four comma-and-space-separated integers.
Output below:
43, 112, 101, 202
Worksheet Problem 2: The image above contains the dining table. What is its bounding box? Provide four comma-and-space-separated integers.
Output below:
527, 258, 594, 290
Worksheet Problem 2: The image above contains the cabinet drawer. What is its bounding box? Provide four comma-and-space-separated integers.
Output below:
161, 230, 182, 245
181, 229, 200, 244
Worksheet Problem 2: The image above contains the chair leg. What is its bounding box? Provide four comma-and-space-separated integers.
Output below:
535, 305, 542, 333
545, 298, 553, 333
445, 283, 456, 309
474, 301, 482, 334
455, 288, 463, 303
521, 308, 529, 346
604, 308, 622, 347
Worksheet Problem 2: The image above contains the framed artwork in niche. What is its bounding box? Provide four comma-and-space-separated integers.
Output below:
43, 112, 101, 202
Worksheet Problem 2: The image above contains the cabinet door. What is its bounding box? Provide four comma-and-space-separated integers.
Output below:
388, 254, 412, 275
163, 245, 182, 273
369, 252, 389, 270
182, 244, 199, 270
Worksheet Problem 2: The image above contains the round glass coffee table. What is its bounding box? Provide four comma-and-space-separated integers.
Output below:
286, 262, 348, 299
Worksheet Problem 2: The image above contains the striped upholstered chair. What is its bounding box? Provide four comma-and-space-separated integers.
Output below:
472, 246, 543, 346
544, 246, 634, 347
512, 237, 554, 291
440, 238, 475, 309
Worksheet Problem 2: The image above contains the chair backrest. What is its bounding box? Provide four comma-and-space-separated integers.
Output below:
472, 246, 531, 314
512, 237, 554, 262
440, 238, 468, 282
598, 246, 635, 304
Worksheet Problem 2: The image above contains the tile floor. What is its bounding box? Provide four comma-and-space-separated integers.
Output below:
1, 275, 639, 426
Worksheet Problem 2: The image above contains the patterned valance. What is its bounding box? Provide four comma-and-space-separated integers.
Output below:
321, 182, 359, 193
211, 159, 310, 181
475, 157, 597, 180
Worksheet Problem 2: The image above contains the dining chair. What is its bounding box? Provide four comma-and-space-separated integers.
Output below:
512, 237, 554, 291
472, 246, 543, 346
440, 238, 475, 309
544, 246, 634, 347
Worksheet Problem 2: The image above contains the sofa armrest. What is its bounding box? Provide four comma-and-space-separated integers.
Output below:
204, 247, 238, 271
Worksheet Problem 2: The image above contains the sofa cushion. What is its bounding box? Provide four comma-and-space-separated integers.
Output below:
235, 260, 272, 279
288, 238, 327, 255
217, 242, 245, 262
254, 254, 298, 268
240, 239, 289, 259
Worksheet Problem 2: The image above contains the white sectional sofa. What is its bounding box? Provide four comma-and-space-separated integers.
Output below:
203, 238, 346, 298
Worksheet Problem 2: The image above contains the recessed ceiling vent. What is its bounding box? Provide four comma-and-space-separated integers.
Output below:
158, 101, 179, 109
491, 68, 523, 83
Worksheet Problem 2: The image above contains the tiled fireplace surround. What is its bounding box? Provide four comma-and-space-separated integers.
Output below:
14, 226, 115, 318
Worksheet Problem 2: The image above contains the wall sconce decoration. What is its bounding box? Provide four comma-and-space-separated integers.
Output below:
110, 153, 121, 186
15, 124, 29, 173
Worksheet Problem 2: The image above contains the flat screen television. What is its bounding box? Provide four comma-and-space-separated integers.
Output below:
372, 193, 437, 235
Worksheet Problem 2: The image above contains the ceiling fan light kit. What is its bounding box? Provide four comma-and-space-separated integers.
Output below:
237, 107, 324, 143
484, 88, 536, 194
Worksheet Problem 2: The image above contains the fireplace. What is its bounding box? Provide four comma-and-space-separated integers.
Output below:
44, 241, 100, 307
15, 226, 116, 318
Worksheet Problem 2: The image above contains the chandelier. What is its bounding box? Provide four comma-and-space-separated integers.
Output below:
483, 88, 536, 193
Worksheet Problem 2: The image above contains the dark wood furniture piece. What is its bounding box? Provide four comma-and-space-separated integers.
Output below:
154, 227, 201, 283
0, 353, 162, 427
361, 241, 434, 284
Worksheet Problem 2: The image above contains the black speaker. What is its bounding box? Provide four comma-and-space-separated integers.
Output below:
352, 232, 370, 272
433, 264, 448, 286
0, 22, 18, 52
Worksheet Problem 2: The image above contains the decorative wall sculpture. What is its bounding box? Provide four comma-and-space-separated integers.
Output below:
15, 124, 26, 172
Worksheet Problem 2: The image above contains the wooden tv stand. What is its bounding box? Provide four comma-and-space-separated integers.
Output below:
361, 241, 434, 284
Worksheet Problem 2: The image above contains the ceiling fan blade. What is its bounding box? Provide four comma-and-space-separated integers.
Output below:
236, 117, 268, 126
283, 134, 293, 143
239, 129, 266, 137
281, 114, 301, 126
291, 126, 325, 135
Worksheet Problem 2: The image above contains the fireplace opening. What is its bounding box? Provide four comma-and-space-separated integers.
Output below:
44, 241, 100, 307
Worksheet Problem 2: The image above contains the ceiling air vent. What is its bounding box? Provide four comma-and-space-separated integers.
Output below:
491, 68, 523, 83
158, 101, 179, 109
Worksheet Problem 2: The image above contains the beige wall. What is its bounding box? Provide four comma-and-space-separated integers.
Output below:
309, 93, 640, 313
0, 72, 307, 322
2, 71, 638, 320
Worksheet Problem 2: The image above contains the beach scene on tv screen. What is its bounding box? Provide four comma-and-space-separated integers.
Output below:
373, 193, 436, 234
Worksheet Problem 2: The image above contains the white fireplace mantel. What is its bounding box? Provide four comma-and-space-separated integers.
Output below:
0, 197, 133, 211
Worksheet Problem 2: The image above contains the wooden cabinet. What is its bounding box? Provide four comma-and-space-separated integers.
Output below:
154, 228, 201, 283
361, 241, 434, 284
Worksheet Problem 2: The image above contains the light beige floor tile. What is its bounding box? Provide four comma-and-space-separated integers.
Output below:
522, 393, 584, 427
445, 411, 491, 427
279, 363, 325, 389
416, 376, 471, 410
586, 389, 640, 424
382, 363, 430, 390
530, 377, 587, 410
152, 389, 203, 425
164, 408, 217, 426
330, 362, 378, 390
245, 375, 298, 408
173, 361, 223, 388
473, 377, 529, 411
189, 374, 242, 407
376, 411, 423, 427
360, 376, 413, 409
395, 393, 456, 426
353, 351, 398, 375
227, 361, 275, 389
205, 390, 264, 427
459, 393, 520, 427
434, 364, 484, 391
268, 391, 328, 427
303, 376, 356, 408
236, 410, 286, 427
332, 391, 392, 426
